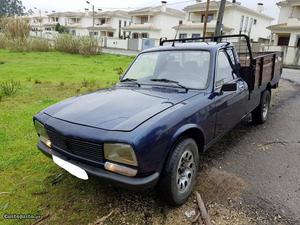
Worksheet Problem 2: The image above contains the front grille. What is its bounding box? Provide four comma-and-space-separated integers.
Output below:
46, 129, 104, 163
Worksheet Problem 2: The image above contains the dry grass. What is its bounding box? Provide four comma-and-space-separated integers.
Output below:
28, 38, 50, 52
2, 17, 30, 41
78, 36, 100, 56
55, 34, 100, 55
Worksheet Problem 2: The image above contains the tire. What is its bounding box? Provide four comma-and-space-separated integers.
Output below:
158, 138, 199, 206
252, 90, 271, 124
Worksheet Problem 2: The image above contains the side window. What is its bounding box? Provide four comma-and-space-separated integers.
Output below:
215, 51, 234, 87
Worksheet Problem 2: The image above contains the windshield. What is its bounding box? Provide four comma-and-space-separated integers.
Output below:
122, 51, 211, 89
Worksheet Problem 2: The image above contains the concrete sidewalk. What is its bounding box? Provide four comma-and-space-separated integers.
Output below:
282, 68, 300, 84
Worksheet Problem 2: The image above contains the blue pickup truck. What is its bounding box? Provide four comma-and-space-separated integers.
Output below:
33, 35, 282, 205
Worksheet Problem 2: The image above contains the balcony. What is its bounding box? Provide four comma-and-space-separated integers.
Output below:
287, 17, 300, 26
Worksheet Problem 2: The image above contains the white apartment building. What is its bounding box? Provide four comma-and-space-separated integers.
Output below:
88, 10, 131, 38
267, 0, 300, 47
175, 0, 273, 42
28, 15, 48, 32
123, 1, 185, 39
34, 10, 130, 38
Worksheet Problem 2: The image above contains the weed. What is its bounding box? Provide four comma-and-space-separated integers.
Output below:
114, 67, 124, 76
81, 79, 89, 87
81, 79, 96, 88
0, 80, 21, 96
34, 79, 42, 84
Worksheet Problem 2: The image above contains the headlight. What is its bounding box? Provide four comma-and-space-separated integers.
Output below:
34, 120, 52, 148
104, 143, 137, 166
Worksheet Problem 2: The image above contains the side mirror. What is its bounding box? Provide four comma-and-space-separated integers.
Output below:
221, 83, 237, 92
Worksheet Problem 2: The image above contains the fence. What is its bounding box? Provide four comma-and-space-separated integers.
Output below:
261, 45, 300, 67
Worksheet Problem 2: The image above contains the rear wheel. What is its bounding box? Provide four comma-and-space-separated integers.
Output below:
252, 90, 271, 124
158, 138, 199, 206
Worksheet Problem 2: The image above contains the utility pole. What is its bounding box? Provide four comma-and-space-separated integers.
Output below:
92, 5, 95, 36
86, 1, 95, 37
34, 7, 43, 38
214, 0, 226, 37
202, 0, 210, 37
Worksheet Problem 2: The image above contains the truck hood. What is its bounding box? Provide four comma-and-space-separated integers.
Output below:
44, 87, 198, 131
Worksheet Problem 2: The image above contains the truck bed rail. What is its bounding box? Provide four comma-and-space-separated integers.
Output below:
160, 34, 254, 62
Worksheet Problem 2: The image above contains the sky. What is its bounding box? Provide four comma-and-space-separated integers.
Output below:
21, 0, 280, 21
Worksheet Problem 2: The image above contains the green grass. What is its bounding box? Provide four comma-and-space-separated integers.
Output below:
0, 49, 151, 225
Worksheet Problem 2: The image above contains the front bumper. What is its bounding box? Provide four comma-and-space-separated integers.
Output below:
37, 142, 159, 190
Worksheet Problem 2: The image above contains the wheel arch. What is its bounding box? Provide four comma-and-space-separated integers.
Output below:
171, 124, 206, 154
266, 82, 272, 94
158, 124, 206, 175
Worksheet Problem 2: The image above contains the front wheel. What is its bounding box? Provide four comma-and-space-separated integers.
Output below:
252, 90, 271, 124
158, 138, 199, 206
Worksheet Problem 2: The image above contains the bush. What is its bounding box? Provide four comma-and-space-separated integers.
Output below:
0, 80, 21, 96
54, 34, 80, 54
54, 34, 100, 55
29, 38, 50, 52
0, 34, 9, 49
2, 18, 30, 41
78, 36, 99, 56
55, 23, 69, 34
7, 38, 29, 52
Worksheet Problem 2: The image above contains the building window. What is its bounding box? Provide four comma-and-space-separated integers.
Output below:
253, 19, 257, 25
296, 38, 300, 47
239, 16, 244, 33
243, 16, 249, 33
278, 36, 290, 46
141, 33, 149, 38
141, 16, 148, 24
179, 33, 187, 39
179, 20, 183, 25
119, 20, 122, 38
71, 30, 76, 36
132, 33, 139, 39
100, 18, 106, 25
201, 14, 214, 23
107, 32, 114, 37
192, 34, 201, 38
124, 21, 127, 27
89, 32, 98, 37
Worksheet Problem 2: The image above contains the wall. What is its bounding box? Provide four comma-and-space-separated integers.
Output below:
106, 38, 128, 49
110, 17, 131, 38
224, 7, 272, 42
264, 45, 300, 66
153, 13, 184, 39
278, 5, 293, 23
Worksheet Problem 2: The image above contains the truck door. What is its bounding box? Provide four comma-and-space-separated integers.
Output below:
213, 50, 249, 137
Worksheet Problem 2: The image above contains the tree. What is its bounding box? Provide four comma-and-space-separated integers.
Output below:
0, 0, 25, 17
55, 23, 69, 34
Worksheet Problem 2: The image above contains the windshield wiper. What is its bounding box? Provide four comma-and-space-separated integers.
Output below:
150, 78, 188, 91
120, 78, 141, 87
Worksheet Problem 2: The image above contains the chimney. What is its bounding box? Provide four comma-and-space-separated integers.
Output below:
161, 1, 167, 12
84, 8, 89, 16
257, 3, 264, 13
